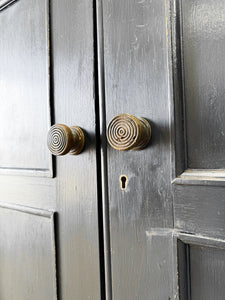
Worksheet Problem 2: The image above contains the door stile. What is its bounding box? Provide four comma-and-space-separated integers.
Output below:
95, 0, 112, 299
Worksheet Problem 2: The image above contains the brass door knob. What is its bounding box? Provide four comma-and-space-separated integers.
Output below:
47, 124, 85, 156
107, 114, 151, 151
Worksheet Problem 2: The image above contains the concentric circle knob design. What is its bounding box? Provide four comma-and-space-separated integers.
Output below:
47, 124, 85, 156
107, 114, 151, 151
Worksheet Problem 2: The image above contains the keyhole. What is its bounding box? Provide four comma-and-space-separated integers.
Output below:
120, 175, 128, 190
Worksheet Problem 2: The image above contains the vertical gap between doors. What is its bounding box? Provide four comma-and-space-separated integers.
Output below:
93, 0, 112, 299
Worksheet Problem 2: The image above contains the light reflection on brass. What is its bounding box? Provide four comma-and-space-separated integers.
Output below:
47, 124, 85, 156
107, 113, 151, 151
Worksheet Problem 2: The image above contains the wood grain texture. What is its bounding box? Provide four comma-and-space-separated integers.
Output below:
52, 0, 101, 298
182, 0, 225, 169
189, 244, 225, 299
177, 233, 225, 299
0, 205, 56, 300
0, 175, 56, 210
0, 0, 102, 299
145, 230, 178, 300
171, 0, 225, 189
174, 184, 225, 239
170, 3, 225, 298
172, 0, 225, 241
102, 0, 173, 298
0, 0, 52, 177
177, 240, 189, 300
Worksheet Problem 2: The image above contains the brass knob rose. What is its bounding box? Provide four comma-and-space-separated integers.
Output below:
47, 124, 85, 156
107, 113, 151, 151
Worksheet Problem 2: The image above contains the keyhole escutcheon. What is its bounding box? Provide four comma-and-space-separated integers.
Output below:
120, 175, 128, 190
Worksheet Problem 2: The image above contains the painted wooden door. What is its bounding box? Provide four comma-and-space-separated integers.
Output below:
99, 0, 225, 299
1, 0, 225, 299
0, 0, 102, 299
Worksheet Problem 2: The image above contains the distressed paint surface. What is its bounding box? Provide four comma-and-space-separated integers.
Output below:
0, 0, 102, 299
102, 0, 173, 298
171, 0, 225, 297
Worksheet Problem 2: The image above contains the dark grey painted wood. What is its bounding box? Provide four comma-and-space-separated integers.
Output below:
176, 233, 225, 299
0, 0, 101, 299
0, 204, 56, 300
169, 0, 187, 179
174, 184, 225, 239
52, 0, 101, 298
177, 240, 189, 300
182, 0, 225, 169
1, 0, 225, 298
0, 0, 52, 177
102, 0, 173, 298
144, 230, 178, 300
171, 0, 225, 185
0, 176, 56, 210
178, 232, 225, 250
169, 1, 225, 299
171, 0, 225, 173
171, 0, 225, 240
96, 0, 112, 298
101, 0, 225, 298
189, 244, 225, 299
171, 1, 225, 230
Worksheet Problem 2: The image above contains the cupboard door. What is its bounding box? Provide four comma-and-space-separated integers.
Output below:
0, 0, 101, 299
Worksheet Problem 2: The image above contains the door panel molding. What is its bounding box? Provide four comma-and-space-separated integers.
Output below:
173, 169, 225, 186
0, 0, 53, 177
0, 0, 18, 11
142, 230, 225, 300
170, 0, 225, 186
0, 203, 57, 299
177, 232, 225, 299
0, 201, 55, 218
0, 0, 102, 298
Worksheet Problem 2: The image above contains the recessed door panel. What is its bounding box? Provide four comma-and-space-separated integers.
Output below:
172, 0, 225, 240
178, 238, 225, 300
172, 0, 225, 184
0, 0, 102, 299
0, 204, 57, 300
168, 1, 225, 299
0, 0, 52, 176
182, 0, 225, 170
101, 0, 225, 298
190, 245, 225, 299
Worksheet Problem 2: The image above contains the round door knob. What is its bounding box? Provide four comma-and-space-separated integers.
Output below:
47, 124, 85, 156
107, 113, 151, 151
